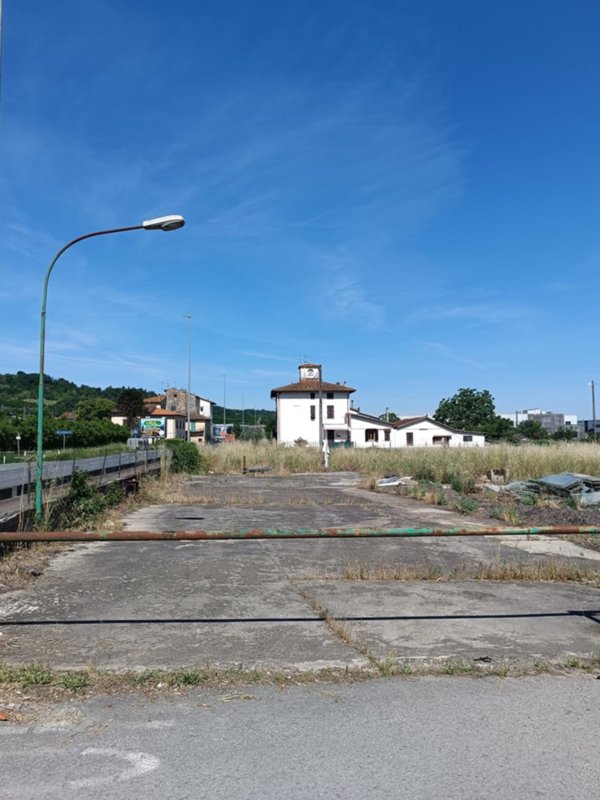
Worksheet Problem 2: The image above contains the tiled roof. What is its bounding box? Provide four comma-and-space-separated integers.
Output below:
150, 408, 185, 417
392, 415, 481, 436
392, 416, 427, 429
271, 379, 355, 397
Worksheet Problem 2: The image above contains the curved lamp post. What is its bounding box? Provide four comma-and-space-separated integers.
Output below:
35, 215, 185, 523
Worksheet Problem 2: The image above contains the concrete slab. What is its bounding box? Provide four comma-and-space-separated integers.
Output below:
306, 580, 600, 663
1, 473, 599, 671
0, 542, 363, 670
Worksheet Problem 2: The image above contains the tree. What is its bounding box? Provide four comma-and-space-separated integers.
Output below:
517, 419, 549, 440
378, 411, 400, 422
76, 398, 115, 421
434, 388, 497, 432
481, 414, 515, 441
551, 427, 577, 441
116, 389, 147, 427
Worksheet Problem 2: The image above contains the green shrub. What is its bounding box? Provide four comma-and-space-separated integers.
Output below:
45, 470, 125, 529
165, 439, 207, 473
454, 498, 478, 515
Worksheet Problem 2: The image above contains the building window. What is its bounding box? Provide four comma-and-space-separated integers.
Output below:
463, 435, 473, 442
433, 436, 450, 446
366, 429, 379, 442
406, 432, 414, 446
384, 430, 390, 442
310, 405, 316, 420
327, 392, 334, 399
310, 392, 315, 399
327, 405, 334, 419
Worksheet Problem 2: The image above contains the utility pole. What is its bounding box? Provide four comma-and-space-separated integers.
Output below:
590, 381, 596, 442
183, 315, 192, 442
223, 375, 227, 426
318, 363, 324, 459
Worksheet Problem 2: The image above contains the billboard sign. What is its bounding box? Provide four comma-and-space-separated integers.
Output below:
140, 417, 166, 437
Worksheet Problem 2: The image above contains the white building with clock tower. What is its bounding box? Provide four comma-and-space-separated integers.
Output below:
270, 363, 355, 446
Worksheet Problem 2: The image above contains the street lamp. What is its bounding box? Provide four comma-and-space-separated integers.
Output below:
35, 215, 185, 523
183, 314, 192, 442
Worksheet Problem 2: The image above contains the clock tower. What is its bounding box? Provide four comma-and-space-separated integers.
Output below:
299, 363, 321, 382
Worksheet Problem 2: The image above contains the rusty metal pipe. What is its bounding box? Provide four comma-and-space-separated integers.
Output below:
1, 526, 599, 542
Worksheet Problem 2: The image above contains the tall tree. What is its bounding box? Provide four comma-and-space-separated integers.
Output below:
434, 388, 496, 431
76, 398, 115, 421
116, 389, 147, 427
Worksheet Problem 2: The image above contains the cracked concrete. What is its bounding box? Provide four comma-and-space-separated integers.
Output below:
1, 473, 599, 670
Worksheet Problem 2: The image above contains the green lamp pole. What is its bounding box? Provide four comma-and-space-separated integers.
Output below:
35, 215, 185, 524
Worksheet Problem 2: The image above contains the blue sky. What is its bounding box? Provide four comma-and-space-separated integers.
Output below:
1, 1, 600, 419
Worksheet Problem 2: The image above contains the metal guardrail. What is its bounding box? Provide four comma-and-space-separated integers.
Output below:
1, 525, 599, 542
0, 450, 165, 519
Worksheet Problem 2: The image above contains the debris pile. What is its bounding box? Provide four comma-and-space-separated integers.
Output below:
376, 475, 413, 488
486, 472, 600, 506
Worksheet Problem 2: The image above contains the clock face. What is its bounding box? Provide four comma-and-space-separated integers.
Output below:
306, 368, 315, 378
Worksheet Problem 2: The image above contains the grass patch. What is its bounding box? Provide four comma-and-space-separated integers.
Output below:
0, 663, 53, 687
197, 441, 600, 482
0, 654, 599, 715
341, 559, 600, 586
454, 498, 479, 515
58, 672, 89, 691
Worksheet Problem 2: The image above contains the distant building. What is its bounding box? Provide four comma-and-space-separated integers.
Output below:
578, 420, 600, 439
144, 388, 214, 445
498, 408, 578, 435
141, 409, 186, 440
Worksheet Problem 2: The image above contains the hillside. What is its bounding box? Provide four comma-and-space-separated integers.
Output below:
0, 373, 276, 429
0, 372, 155, 418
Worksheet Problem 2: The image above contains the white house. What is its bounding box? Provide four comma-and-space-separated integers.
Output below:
347, 409, 394, 447
391, 416, 485, 448
271, 364, 355, 446
271, 364, 485, 447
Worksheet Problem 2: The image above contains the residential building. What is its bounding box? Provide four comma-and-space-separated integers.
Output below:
348, 410, 484, 448
347, 409, 394, 447
144, 388, 214, 445
391, 416, 485, 448
270, 364, 355, 446
271, 364, 485, 447
140, 409, 187, 440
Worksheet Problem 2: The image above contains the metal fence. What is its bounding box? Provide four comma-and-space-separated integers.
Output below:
0, 449, 165, 520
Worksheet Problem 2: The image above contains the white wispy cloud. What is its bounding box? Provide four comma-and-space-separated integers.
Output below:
410, 302, 530, 324
235, 350, 293, 362
422, 341, 487, 369
320, 267, 386, 328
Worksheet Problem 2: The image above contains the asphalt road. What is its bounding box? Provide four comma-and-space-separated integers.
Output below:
2, 676, 598, 800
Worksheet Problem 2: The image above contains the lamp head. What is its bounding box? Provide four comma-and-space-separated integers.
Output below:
142, 215, 185, 231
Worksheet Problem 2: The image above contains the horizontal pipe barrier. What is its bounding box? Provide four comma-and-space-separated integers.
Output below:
1, 526, 600, 542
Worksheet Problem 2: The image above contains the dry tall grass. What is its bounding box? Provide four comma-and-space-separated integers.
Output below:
204, 441, 600, 482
